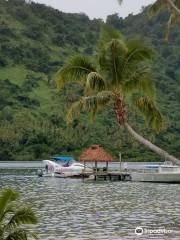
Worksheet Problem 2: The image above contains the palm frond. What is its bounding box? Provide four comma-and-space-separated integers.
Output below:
0, 224, 4, 238
85, 72, 106, 96
56, 55, 96, 89
7, 208, 38, 229
5, 229, 27, 240
175, 0, 180, 9
125, 39, 154, 66
168, 0, 180, 15
0, 189, 19, 222
98, 25, 123, 51
123, 67, 155, 97
5, 229, 38, 240
148, 0, 167, 18
66, 93, 112, 124
1, 206, 15, 222
99, 39, 128, 88
66, 101, 82, 124
133, 96, 163, 132
165, 14, 173, 41
148, 0, 180, 40
165, 12, 180, 40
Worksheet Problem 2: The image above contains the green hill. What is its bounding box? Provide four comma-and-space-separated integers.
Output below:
0, 0, 179, 161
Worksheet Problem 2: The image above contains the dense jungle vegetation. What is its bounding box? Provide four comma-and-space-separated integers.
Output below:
0, 0, 179, 161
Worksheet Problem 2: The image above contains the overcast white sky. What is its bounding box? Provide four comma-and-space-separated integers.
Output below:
34, 0, 155, 20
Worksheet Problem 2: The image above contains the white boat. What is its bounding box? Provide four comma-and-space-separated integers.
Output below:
37, 160, 60, 177
131, 164, 180, 183
38, 157, 92, 178
54, 162, 91, 178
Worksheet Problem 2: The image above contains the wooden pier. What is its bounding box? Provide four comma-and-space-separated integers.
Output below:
78, 145, 131, 182
81, 171, 132, 182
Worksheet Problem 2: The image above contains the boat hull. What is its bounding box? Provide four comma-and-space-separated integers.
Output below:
131, 172, 180, 183
38, 160, 92, 178
54, 172, 85, 178
38, 170, 54, 177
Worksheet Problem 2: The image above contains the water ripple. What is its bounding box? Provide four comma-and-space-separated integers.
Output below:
0, 173, 180, 240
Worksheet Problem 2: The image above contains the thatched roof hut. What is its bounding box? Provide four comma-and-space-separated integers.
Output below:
78, 145, 114, 162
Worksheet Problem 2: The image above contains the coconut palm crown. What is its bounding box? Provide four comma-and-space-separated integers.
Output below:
57, 26, 161, 129
117, 0, 180, 40
0, 188, 38, 240
148, 0, 180, 40
149, 0, 180, 17
56, 26, 180, 165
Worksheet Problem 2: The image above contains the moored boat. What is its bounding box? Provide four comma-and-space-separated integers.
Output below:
37, 159, 60, 177
38, 156, 92, 178
131, 164, 180, 183
54, 162, 92, 178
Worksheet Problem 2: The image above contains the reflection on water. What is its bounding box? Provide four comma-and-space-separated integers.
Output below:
0, 169, 180, 240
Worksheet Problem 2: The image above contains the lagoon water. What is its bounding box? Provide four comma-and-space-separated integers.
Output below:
0, 162, 180, 240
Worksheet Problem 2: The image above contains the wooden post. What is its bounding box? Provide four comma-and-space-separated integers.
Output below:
95, 161, 97, 170
119, 152, 122, 172
106, 161, 109, 172
109, 174, 112, 181
95, 161, 97, 181
83, 161, 85, 181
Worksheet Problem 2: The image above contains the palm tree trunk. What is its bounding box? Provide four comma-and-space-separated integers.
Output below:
167, 0, 180, 15
124, 122, 180, 166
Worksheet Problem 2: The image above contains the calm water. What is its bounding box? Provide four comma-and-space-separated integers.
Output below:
0, 162, 180, 240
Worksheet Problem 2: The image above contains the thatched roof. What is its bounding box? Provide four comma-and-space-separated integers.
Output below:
78, 145, 114, 162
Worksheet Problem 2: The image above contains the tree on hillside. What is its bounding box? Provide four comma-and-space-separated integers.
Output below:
118, 0, 180, 40
56, 26, 180, 165
0, 188, 38, 240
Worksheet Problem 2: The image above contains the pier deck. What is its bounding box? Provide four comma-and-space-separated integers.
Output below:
81, 171, 132, 181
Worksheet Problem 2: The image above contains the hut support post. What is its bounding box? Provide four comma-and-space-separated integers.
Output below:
106, 162, 109, 172
119, 152, 122, 172
83, 161, 85, 181
95, 161, 97, 181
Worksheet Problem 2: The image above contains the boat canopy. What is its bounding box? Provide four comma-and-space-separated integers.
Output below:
52, 156, 74, 161
144, 164, 159, 169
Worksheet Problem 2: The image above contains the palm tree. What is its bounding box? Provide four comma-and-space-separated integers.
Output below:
117, 0, 180, 40
0, 188, 38, 240
148, 0, 180, 40
149, 0, 180, 16
117, 0, 180, 15
56, 26, 180, 166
